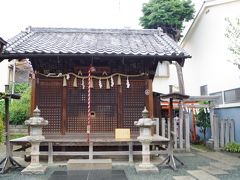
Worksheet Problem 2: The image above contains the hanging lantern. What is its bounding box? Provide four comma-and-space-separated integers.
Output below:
99, 79, 103, 89
82, 78, 85, 89
90, 78, 94, 88
73, 77, 78, 87
106, 79, 110, 89
63, 76, 67, 87
126, 76, 130, 88
117, 75, 121, 85
110, 76, 114, 87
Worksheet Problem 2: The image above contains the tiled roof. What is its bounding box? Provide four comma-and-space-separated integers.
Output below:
3, 27, 190, 58
0, 37, 7, 45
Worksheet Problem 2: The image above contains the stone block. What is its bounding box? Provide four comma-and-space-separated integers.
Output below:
67, 159, 112, 171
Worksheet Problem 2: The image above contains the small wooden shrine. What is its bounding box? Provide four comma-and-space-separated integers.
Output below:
1, 27, 190, 137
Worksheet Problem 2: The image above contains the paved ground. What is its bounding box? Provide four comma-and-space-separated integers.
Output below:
0, 144, 240, 180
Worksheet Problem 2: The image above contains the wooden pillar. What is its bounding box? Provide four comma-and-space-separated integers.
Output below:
31, 73, 37, 116
5, 97, 10, 157
117, 85, 123, 128
145, 79, 153, 118
62, 86, 67, 135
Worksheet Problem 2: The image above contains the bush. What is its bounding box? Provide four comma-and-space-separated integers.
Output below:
10, 86, 31, 125
0, 113, 4, 143
224, 142, 240, 153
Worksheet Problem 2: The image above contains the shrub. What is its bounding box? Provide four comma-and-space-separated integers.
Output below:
9, 86, 31, 125
0, 113, 4, 143
225, 142, 240, 153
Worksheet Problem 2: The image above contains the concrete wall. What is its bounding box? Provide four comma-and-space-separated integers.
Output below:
214, 107, 240, 143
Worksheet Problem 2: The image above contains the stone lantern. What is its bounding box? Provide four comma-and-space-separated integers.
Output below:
22, 107, 48, 174
134, 107, 158, 173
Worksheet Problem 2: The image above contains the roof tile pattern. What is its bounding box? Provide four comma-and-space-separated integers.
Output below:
4, 27, 189, 57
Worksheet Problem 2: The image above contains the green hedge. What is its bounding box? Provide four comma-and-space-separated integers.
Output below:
224, 142, 240, 153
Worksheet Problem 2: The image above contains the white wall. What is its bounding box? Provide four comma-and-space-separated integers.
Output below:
0, 59, 9, 92
153, 62, 179, 94
182, 0, 240, 96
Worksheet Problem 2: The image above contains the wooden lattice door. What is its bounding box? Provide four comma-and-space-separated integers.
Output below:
38, 78, 63, 134
66, 78, 118, 133
122, 80, 146, 133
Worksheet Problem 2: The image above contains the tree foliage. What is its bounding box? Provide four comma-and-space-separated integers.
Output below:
195, 107, 210, 145
225, 18, 240, 68
0, 83, 31, 125
140, 0, 195, 41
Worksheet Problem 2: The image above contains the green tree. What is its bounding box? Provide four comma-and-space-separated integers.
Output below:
0, 83, 31, 125
140, 0, 195, 41
195, 108, 210, 145
225, 18, 240, 68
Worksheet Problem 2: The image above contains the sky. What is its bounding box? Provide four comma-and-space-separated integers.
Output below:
0, 0, 203, 40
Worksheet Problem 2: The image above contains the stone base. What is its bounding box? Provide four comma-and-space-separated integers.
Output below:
67, 159, 112, 170
206, 139, 214, 150
21, 164, 47, 175
135, 164, 159, 173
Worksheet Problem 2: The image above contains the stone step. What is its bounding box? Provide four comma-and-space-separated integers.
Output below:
173, 175, 196, 180
198, 165, 228, 175
187, 170, 219, 180
67, 159, 112, 171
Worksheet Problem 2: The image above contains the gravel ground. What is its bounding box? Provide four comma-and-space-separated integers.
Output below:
0, 144, 240, 180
